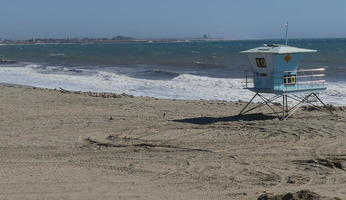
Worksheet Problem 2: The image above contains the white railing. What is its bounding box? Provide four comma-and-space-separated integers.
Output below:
275, 68, 326, 90
243, 67, 327, 91
243, 70, 254, 89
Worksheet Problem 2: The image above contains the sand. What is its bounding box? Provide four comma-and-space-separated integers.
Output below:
0, 84, 345, 200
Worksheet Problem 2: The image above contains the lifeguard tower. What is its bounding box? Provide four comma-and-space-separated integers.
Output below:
239, 44, 333, 120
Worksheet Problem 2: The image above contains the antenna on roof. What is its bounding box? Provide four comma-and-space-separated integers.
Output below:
285, 22, 289, 46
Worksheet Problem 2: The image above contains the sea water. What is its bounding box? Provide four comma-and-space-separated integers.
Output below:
0, 39, 345, 105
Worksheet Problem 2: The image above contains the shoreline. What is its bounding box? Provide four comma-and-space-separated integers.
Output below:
0, 84, 345, 199
1, 81, 344, 107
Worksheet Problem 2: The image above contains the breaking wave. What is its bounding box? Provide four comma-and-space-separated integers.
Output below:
0, 63, 345, 105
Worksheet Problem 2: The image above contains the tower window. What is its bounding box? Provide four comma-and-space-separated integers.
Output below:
284, 74, 297, 85
256, 58, 267, 68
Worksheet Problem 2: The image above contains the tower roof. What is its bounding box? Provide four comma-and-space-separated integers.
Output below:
240, 44, 317, 54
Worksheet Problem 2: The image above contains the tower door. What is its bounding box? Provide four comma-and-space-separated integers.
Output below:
254, 72, 272, 89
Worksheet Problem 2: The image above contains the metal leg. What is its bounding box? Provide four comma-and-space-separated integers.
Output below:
242, 97, 278, 114
257, 94, 282, 119
245, 95, 281, 114
239, 93, 258, 115
311, 93, 334, 115
291, 95, 323, 112
282, 95, 286, 120
239, 93, 283, 119
285, 93, 313, 120
239, 93, 281, 116
239, 92, 332, 120
290, 93, 332, 114
289, 94, 323, 112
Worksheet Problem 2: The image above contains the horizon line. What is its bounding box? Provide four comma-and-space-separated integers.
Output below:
1, 36, 346, 41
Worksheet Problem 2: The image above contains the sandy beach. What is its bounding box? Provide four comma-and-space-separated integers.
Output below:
0, 84, 345, 200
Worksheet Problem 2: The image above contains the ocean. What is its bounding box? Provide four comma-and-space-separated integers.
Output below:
0, 38, 345, 105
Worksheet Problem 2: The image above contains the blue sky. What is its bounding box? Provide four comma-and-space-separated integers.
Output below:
1, 0, 346, 40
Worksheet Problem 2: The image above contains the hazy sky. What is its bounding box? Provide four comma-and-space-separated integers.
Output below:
1, 0, 346, 40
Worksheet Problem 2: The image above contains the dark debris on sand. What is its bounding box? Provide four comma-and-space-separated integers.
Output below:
301, 105, 346, 112
58, 87, 133, 98
306, 159, 344, 170
257, 190, 341, 200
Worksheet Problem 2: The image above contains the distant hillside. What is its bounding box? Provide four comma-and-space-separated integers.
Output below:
112, 36, 135, 41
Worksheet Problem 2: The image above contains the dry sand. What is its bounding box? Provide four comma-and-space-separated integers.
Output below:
0, 84, 345, 200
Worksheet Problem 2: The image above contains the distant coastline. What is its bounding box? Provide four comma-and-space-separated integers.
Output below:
0, 35, 228, 45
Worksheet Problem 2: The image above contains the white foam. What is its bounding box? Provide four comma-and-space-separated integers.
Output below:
0, 64, 345, 105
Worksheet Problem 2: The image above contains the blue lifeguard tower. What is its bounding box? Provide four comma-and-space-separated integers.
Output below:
239, 44, 333, 120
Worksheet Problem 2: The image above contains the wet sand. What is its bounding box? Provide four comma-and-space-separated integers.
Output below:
0, 84, 345, 200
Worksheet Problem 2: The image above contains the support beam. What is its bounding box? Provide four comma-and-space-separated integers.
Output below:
311, 93, 334, 115
238, 93, 282, 116
238, 92, 333, 120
